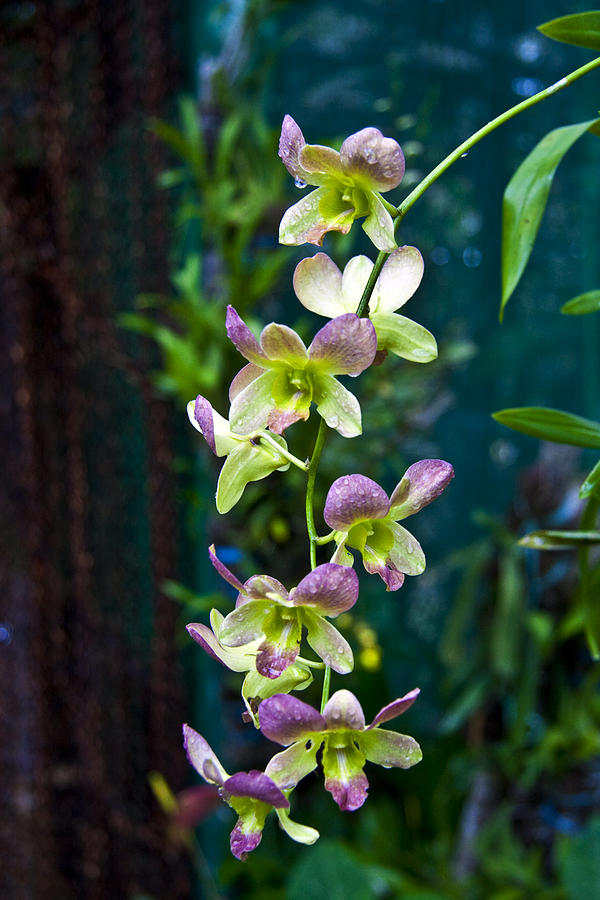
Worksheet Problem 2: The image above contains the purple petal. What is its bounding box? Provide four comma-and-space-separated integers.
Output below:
340, 127, 405, 191
259, 693, 326, 745
224, 770, 289, 809
308, 314, 376, 376
324, 770, 369, 812
226, 306, 268, 365
324, 474, 390, 530
255, 640, 300, 679
389, 459, 455, 520
182, 724, 227, 785
291, 563, 358, 616
267, 406, 307, 434
208, 544, 246, 594
229, 363, 264, 402
230, 821, 262, 861
367, 688, 421, 729
192, 395, 216, 453
322, 689, 366, 731
279, 114, 309, 181
362, 553, 405, 592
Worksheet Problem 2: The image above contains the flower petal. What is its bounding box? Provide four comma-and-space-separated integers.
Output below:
229, 819, 264, 861
308, 313, 376, 376
322, 740, 368, 811
279, 186, 339, 246
242, 663, 313, 723
275, 807, 320, 845
387, 521, 426, 576
299, 143, 345, 179
265, 740, 320, 790
186, 620, 259, 673
313, 375, 362, 438
182, 724, 228, 785
255, 616, 302, 679
291, 563, 358, 616
216, 442, 290, 514
226, 306, 268, 365
187, 396, 234, 456
223, 770, 289, 808
229, 363, 264, 402
229, 369, 277, 434
260, 322, 308, 367
324, 474, 390, 530
362, 192, 397, 252
243, 574, 289, 604
322, 689, 366, 731
331, 540, 355, 567
340, 127, 405, 191
219, 599, 273, 646
293, 253, 348, 318
357, 729, 422, 769
341, 255, 374, 311
302, 609, 354, 674
376, 246, 424, 312
371, 312, 437, 363
208, 544, 246, 593
362, 549, 405, 591
279, 115, 313, 183
389, 459, 455, 519
259, 693, 326, 745
367, 688, 421, 729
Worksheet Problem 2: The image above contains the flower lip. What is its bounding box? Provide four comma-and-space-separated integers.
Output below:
324, 474, 390, 530
223, 770, 289, 809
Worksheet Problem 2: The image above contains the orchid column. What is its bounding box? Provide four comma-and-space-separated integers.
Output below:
183, 116, 454, 860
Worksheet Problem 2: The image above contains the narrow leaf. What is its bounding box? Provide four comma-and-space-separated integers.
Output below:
493, 406, 600, 449
538, 12, 600, 52
500, 118, 599, 318
519, 530, 600, 550
561, 290, 600, 315
580, 460, 600, 499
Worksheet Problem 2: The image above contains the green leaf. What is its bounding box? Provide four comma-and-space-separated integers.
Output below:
580, 460, 600, 499
560, 290, 600, 315
538, 11, 600, 52
519, 530, 600, 550
286, 840, 374, 900
490, 550, 523, 680
493, 406, 600, 449
500, 118, 599, 318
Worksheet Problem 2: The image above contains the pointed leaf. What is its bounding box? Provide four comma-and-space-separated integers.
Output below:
501, 119, 599, 318
493, 406, 600, 449
561, 290, 600, 316
519, 529, 600, 550
538, 12, 600, 52
580, 460, 600, 499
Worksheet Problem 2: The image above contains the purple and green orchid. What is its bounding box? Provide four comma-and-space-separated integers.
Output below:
293, 246, 437, 363
187, 394, 292, 513
187, 608, 313, 725
183, 725, 318, 859
278, 115, 405, 251
226, 305, 377, 437
208, 545, 357, 678
259, 688, 422, 811
324, 460, 454, 590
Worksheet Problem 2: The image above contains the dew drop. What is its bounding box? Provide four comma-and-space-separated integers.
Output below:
460, 151, 469, 158
363, 148, 376, 163
294, 176, 308, 189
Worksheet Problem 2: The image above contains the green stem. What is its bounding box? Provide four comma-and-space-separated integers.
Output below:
257, 433, 309, 471
305, 418, 329, 570
578, 494, 600, 657
320, 665, 332, 713
297, 655, 326, 669
315, 531, 336, 545
356, 54, 600, 320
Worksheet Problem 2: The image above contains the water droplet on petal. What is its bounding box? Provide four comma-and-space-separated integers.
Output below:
294, 177, 308, 189
364, 148, 375, 163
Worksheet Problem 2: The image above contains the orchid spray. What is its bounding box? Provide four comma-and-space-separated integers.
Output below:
182, 11, 600, 860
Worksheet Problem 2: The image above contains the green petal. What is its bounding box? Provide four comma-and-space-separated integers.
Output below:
341, 255, 374, 311
370, 312, 437, 362
362, 192, 397, 253
299, 143, 345, 180
219, 599, 272, 646
216, 443, 289, 514
358, 728, 422, 769
280, 187, 343, 246
275, 807, 320, 845
314, 374, 362, 437
242, 664, 313, 725
293, 253, 348, 318
331, 540, 355, 567
303, 608, 354, 673
266, 740, 320, 790
261, 323, 308, 367
229, 369, 278, 434
387, 521, 425, 576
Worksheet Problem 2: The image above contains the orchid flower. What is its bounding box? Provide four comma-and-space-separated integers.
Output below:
259, 688, 422, 811
187, 608, 313, 724
183, 725, 318, 859
278, 115, 405, 251
293, 247, 437, 363
226, 305, 376, 437
208, 545, 357, 678
324, 460, 454, 590
187, 395, 291, 513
